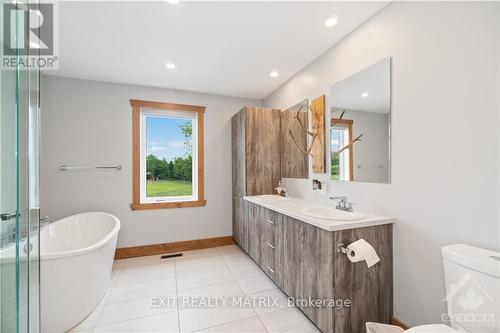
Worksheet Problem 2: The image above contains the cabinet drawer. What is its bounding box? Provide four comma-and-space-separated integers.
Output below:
261, 240, 281, 284
260, 210, 283, 288
262, 210, 281, 245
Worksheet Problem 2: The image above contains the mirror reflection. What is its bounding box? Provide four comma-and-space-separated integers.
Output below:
329, 58, 391, 183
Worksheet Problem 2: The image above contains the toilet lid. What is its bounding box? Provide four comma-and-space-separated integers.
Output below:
405, 324, 457, 333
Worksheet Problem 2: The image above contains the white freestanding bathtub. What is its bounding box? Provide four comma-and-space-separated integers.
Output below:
41, 212, 120, 333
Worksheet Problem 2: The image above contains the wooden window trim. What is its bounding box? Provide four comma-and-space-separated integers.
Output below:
130, 99, 206, 210
331, 118, 354, 181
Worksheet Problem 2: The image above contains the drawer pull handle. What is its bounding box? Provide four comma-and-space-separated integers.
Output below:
267, 242, 275, 249
266, 266, 275, 274
267, 219, 275, 225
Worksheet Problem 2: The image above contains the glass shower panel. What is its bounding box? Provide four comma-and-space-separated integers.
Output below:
28, 22, 41, 332
17, 48, 30, 333
0, 53, 19, 333
0, 1, 41, 332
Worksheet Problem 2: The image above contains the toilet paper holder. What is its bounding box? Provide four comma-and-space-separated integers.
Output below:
338, 243, 354, 257
338, 242, 382, 270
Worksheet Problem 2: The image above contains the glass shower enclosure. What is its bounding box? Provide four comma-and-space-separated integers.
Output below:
1, 0, 41, 332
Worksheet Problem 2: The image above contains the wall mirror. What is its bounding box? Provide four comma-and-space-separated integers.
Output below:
329, 57, 391, 183
281, 99, 309, 179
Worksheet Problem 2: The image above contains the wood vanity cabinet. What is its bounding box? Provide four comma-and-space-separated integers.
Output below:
238, 202, 393, 333
231, 106, 393, 333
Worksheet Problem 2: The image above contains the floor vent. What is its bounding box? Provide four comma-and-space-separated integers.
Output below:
160, 253, 183, 259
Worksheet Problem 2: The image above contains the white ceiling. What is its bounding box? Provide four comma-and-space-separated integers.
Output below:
330, 57, 391, 114
46, 1, 389, 99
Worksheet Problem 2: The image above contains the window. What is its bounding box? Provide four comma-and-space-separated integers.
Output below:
131, 99, 206, 210
330, 118, 353, 181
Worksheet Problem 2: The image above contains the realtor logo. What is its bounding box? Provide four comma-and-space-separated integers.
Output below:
2, 2, 58, 69
442, 274, 497, 331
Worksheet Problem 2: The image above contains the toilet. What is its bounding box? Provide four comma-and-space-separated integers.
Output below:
368, 244, 500, 333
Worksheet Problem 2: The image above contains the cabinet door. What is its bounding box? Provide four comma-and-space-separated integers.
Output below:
247, 203, 264, 265
232, 196, 248, 252
283, 217, 335, 333
302, 224, 334, 333
245, 107, 281, 196
333, 224, 393, 333
282, 216, 304, 307
261, 210, 284, 288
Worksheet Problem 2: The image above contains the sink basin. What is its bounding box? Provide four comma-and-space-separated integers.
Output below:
253, 195, 292, 203
299, 206, 365, 221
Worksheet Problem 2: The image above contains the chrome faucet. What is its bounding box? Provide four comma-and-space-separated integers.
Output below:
312, 179, 322, 190
275, 180, 288, 197
329, 196, 353, 212
40, 216, 50, 227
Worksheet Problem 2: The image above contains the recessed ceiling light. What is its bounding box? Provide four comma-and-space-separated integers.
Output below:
270, 71, 279, 78
361, 92, 369, 98
166, 62, 176, 69
166, 0, 179, 4
324, 17, 338, 28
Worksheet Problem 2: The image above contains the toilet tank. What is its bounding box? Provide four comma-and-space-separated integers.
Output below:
442, 244, 500, 333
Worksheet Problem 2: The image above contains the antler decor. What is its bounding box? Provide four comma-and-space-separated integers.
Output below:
288, 104, 318, 158
330, 110, 346, 126
337, 134, 363, 154
331, 109, 364, 154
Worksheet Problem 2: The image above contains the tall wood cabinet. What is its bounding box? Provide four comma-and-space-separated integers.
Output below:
231, 107, 281, 251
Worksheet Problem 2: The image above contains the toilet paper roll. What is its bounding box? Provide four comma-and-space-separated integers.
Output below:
346, 239, 380, 268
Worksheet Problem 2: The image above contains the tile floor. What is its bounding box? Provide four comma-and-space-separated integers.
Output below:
69, 245, 319, 333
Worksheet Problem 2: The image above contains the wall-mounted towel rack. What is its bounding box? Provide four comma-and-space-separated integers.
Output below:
356, 164, 383, 170
59, 165, 122, 171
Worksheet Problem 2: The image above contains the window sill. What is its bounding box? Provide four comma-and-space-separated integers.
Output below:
130, 200, 207, 210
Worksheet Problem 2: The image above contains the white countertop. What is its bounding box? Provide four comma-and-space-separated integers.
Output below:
244, 196, 394, 232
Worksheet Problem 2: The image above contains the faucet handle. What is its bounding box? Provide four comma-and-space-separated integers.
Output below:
329, 196, 347, 202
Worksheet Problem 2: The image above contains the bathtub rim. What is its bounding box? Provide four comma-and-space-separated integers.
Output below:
41, 212, 121, 261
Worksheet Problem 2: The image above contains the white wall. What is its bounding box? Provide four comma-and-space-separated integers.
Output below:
40, 75, 260, 248
264, 1, 499, 327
